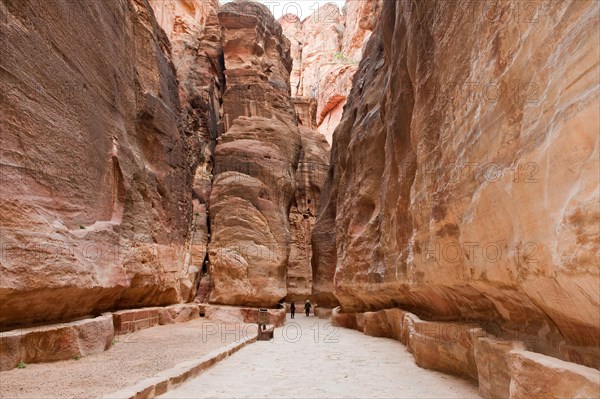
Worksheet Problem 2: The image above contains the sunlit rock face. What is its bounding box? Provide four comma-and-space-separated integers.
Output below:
279, 1, 381, 142
278, 13, 303, 99
208, 116, 301, 306
207, 1, 301, 307
219, 1, 296, 130
0, 0, 198, 328
313, 0, 600, 368
340, 0, 380, 61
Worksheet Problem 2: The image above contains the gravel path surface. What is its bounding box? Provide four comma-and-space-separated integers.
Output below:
160, 316, 481, 399
0, 318, 247, 399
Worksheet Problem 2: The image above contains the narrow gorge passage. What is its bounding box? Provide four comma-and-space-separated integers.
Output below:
160, 317, 480, 399
1, 0, 598, 398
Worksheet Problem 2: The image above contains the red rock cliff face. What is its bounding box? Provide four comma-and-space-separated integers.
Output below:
313, 0, 600, 368
0, 0, 196, 328
207, 1, 302, 307
279, 0, 381, 142
149, 0, 224, 301
287, 128, 330, 299
1, 0, 331, 324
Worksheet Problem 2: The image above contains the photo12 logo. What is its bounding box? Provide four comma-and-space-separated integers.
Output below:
421, 240, 539, 265
200, 321, 340, 344
261, 1, 343, 22
400, 161, 540, 185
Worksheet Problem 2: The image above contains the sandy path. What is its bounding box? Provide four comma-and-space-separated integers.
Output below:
160, 316, 481, 399
0, 319, 245, 399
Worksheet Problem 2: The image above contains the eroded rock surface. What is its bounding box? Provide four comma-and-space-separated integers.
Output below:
0, 314, 114, 371
508, 350, 600, 399
287, 129, 330, 298
219, 1, 295, 130
279, 13, 303, 99
149, 0, 225, 302
207, 1, 301, 307
1, 0, 332, 327
0, 0, 197, 328
208, 116, 300, 306
313, 0, 600, 368
279, 1, 381, 142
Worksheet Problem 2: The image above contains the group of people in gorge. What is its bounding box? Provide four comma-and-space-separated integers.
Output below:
289, 300, 312, 319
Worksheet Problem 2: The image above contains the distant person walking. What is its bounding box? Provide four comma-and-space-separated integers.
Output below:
290, 301, 296, 319
304, 300, 312, 317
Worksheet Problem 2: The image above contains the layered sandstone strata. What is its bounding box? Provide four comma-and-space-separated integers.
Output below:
287, 128, 330, 298
314, 0, 600, 369
149, 0, 215, 41
149, 0, 225, 301
295, 3, 344, 101
207, 1, 301, 307
291, 97, 317, 130
279, 13, 303, 99
208, 116, 300, 306
219, 1, 296, 130
0, 0, 198, 328
340, 0, 380, 61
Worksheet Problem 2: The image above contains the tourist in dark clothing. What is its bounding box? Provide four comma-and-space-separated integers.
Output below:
290, 301, 296, 319
305, 300, 312, 317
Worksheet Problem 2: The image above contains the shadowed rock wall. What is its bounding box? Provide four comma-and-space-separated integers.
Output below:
149, 0, 224, 302
0, 0, 197, 328
287, 128, 330, 298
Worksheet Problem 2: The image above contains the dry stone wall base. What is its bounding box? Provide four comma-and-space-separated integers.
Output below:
332, 307, 600, 399
0, 314, 114, 371
0, 304, 200, 371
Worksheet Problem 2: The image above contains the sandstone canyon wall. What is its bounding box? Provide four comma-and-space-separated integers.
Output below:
279, 0, 381, 142
0, 0, 197, 328
313, 0, 600, 369
148, 0, 224, 303
207, 1, 330, 307
0, 0, 331, 327
1, 2, 598, 395
287, 128, 330, 298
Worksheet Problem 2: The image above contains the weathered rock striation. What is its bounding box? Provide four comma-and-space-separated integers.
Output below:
207, 1, 301, 307
313, 0, 600, 370
0, 0, 332, 330
149, 0, 224, 302
5, 5, 595, 398
287, 128, 330, 299
279, 1, 381, 142
0, 0, 198, 328
219, 1, 296, 130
